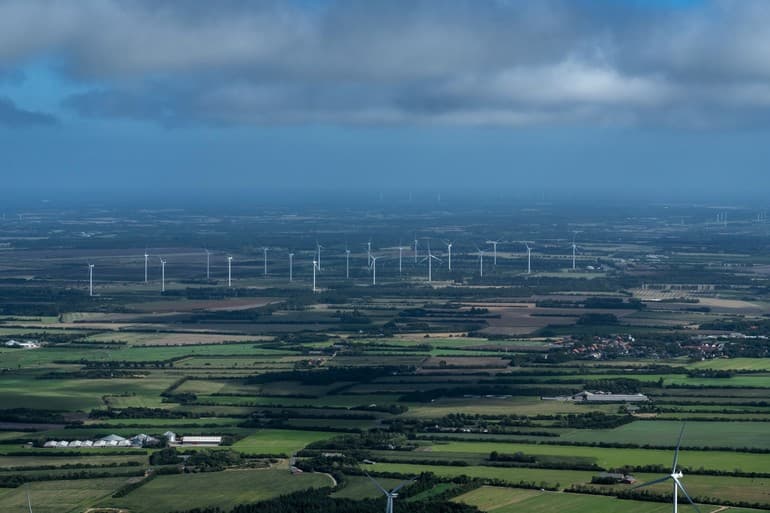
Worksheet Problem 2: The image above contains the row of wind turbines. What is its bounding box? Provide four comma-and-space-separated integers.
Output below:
84, 236, 585, 295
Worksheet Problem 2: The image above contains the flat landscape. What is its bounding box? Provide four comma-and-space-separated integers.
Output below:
1, 201, 770, 513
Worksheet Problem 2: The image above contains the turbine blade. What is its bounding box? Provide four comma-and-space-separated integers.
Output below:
391, 478, 415, 493
629, 475, 671, 490
674, 478, 701, 513
365, 472, 389, 496
673, 423, 686, 471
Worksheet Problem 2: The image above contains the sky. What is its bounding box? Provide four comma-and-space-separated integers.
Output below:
1, 0, 770, 199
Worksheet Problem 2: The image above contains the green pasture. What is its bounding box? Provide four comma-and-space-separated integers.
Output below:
0, 477, 129, 513
231, 429, 339, 455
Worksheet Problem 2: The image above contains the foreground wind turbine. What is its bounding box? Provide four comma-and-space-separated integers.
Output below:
630, 424, 700, 513
88, 263, 94, 297
289, 252, 294, 282
366, 473, 415, 513
159, 258, 167, 292
26, 484, 33, 513
227, 256, 233, 287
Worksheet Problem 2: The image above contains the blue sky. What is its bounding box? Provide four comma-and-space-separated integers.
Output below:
1, 0, 769, 197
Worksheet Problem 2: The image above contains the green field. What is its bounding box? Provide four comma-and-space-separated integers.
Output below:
0, 477, 130, 513
102, 469, 332, 513
231, 429, 340, 455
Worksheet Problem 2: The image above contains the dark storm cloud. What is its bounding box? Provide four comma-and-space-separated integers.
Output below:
2, 0, 770, 127
0, 96, 56, 126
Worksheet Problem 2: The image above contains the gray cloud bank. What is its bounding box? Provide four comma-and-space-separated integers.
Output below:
3, 0, 770, 127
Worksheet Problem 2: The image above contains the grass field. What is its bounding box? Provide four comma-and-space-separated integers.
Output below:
231, 429, 340, 455
561, 420, 770, 449
425, 441, 770, 473
102, 469, 331, 513
331, 475, 404, 499
0, 477, 129, 513
454, 486, 704, 513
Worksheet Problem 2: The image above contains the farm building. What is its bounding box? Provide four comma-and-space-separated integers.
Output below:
593, 472, 637, 484
572, 391, 649, 402
180, 436, 222, 446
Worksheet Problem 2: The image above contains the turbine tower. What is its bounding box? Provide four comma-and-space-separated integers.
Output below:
398, 245, 404, 274
413, 237, 419, 263
476, 248, 484, 277
312, 259, 319, 292
630, 425, 700, 513
525, 243, 532, 274
227, 256, 233, 287
370, 255, 380, 285
263, 248, 269, 276
289, 252, 294, 282
159, 258, 167, 292
445, 241, 453, 271
487, 240, 499, 266
345, 248, 351, 279
205, 249, 211, 280
367, 240, 372, 268
144, 250, 149, 283
26, 484, 33, 513
421, 245, 441, 283
366, 473, 415, 513
88, 263, 94, 297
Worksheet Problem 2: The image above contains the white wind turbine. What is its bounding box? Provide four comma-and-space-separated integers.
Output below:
398, 244, 407, 274
630, 424, 701, 513
289, 252, 294, 282
421, 244, 441, 282
370, 255, 380, 285
445, 240, 453, 271
312, 258, 319, 292
263, 247, 269, 276
227, 256, 233, 287
366, 473, 415, 513
144, 250, 149, 283
205, 249, 211, 280
88, 263, 94, 297
159, 257, 167, 292
524, 242, 533, 274
366, 240, 373, 269
487, 240, 500, 266
413, 237, 419, 263
476, 247, 484, 277
345, 247, 351, 279
26, 484, 33, 513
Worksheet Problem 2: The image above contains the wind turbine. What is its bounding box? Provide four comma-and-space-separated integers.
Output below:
524, 242, 533, 274
366, 240, 373, 268
289, 252, 294, 282
366, 473, 415, 513
630, 424, 700, 513
476, 247, 484, 277
159, 258, 167, 292
445, 241, 453, 271
144, 250, 149, 283
263, 247, 269, 276
312, 259, 319, 292
370, 255, 380, 285
570, 231, 581, 271
26, 484, 33, 513
227, 256, 233, 287
413, 237, 419, 263
398, 244, 405, 274
421, 244, 441, 283
487, 240, 499, 266
88, 263, 94, 297
205, 249, 211, 280
345, 247, 351, 279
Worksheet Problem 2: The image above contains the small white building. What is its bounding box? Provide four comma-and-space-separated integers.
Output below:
56, 441, 69, 448
82, 440, 94, 447
69, 440, 83, 448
